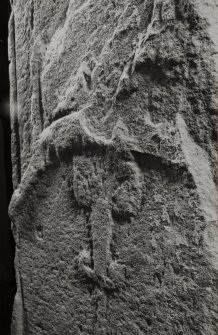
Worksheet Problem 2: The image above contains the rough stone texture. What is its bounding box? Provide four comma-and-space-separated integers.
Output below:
9, 0, 218, 334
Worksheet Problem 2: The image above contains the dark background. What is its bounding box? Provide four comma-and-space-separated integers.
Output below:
0, 0, 16, 334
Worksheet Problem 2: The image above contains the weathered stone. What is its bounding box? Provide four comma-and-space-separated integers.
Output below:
9, 0, 218, 334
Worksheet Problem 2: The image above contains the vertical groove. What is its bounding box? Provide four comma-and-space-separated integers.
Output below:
38, 74, 44, 131
9, 11, 21, 188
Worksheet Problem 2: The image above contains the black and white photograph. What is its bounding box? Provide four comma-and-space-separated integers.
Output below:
0, 1, 218, 334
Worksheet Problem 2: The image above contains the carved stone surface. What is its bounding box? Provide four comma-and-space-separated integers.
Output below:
9, 1, 218, 334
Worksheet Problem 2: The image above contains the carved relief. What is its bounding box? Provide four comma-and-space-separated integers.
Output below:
9, 0, 218, 333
